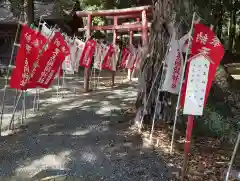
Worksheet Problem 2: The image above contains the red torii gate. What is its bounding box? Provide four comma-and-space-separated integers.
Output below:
75, 6, 152, 92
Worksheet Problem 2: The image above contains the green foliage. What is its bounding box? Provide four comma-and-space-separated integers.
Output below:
193, 99, 240, 144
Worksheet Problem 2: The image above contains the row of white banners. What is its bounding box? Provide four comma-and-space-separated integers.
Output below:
42, 22, 189, 95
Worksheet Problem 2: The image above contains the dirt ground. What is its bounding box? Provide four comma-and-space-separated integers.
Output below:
0, 69, 238, 181
0, 70, 178, 181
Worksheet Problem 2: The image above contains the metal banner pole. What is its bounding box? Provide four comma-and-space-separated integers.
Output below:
225, 132, 240, 181
62, 70, 65, 98
0, 15, 23, 135
9, 91, 23, 130
11, 89, 19, 123
33, 89, 37, 112
23, 91, 26, 119
170, 12, 196, 154
97, 70, 102, 89
57, 68, 60, 98
36, 88, 40, 111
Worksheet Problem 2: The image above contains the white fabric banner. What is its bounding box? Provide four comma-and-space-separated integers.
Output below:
41, 22, 53, 38
179, 33, 191, 53
125, 45, 136, 69
69, 40, 77, 71
111, 45, 120, 71
161, 33, 188, 94
93, 43, 108, 70
183, 54, 210, 115
62, 39, 74, 74
134, 46, 143, 69
74, 38, 85, 72
62, 55, 74, 74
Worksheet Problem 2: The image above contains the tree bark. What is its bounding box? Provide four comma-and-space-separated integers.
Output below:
135, 0, 192, 127
24, 0, 34, 25
228, 0, 237, 53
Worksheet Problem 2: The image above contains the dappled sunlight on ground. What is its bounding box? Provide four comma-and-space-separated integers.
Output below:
0, 73, 178, 180
15, 150, 72, 178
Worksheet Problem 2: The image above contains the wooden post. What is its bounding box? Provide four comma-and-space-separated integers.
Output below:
129, 31, 133, 45
111, 16, 118, 87
84, 14, 92, 92
141, 9, 148, 45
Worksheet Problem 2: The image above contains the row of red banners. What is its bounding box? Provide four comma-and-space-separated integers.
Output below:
10, 25, 69, 90
10, 25, 140, 90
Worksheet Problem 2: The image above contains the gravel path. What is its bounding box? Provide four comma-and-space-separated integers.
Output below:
0, 74, 175, 181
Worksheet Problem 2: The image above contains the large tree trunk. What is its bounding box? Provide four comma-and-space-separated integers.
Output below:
24, 0, 34, 25
228, 0, 237, 53
135, 0, 192, 127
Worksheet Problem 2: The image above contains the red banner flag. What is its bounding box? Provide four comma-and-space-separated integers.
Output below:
79, 39, 96, 68
180, 23, 224, 107
10, 25, 46, 90
102, 44, 115, 71
30, 32, 69, 88
119, 48, 130, 68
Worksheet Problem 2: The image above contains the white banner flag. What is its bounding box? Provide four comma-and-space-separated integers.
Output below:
179, 33, 192, 53
41, 22, 53, 38
93, 43, 104, 70
70, 40, 77, 71
74, 38, 85, 72
93, 43, 108, 70
125, 45, 136, 69
62, 39, 74, 74
62, 55, 74, 74
183, 54, 210, 116
111, 45, 120, 71
161, 33, 188, 94
134, 45, 143, 70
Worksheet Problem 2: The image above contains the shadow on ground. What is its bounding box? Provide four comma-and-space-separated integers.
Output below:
0, 80, 178, 181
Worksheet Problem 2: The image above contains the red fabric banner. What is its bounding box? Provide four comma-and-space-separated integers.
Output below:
180, 23, 224, 107
119, 48, 130, 68
79, 39, 96, 68
10, 25, 46, 90
30, 32, 69, 88
102, 44, 115, 71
